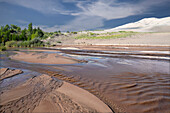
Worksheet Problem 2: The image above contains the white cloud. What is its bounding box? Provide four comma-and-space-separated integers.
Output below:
0, 0, 66, 14
72, 0, 170, 20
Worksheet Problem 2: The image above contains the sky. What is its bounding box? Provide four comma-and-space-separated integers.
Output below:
0, 0, 170, 32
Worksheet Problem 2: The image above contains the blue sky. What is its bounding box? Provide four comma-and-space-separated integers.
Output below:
0, 0, 170, 32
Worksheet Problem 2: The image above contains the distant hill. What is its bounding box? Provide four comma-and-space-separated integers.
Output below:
104, 17, 170, 32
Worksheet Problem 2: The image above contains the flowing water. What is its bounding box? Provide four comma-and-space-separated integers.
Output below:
1, 46, 170, 113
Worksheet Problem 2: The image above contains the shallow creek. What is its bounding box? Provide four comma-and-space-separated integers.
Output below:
1, 47, 170, 113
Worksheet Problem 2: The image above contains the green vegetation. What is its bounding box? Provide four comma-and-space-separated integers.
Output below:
5, 38, 44, 48
71, 31, 77, 34
0, 45, 6, 51
0, 23, 45, 51
74, 31, 136, 39
0, 23, 138, 51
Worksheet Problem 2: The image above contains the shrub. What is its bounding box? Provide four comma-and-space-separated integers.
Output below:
5, 41, 18, 47
31, 38, 43, 44
57, 41, 62, 43
46, 41, 50, 46
72, 32, 77, 34
0, 46, 6, 51
89, 32, 95, 35
5, 38, 44, 48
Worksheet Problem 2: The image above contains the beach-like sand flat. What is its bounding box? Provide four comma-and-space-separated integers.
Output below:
10, 51, 83, 64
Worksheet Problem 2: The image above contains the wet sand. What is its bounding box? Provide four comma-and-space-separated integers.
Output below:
10, 51, 83, 64
1, 45, 170, 113
0, 68, 23, 81
0, 68, 111, 113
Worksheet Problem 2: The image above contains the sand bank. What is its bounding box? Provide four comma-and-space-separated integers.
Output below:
0, 68, 23, 81
10, 51, 83, 64
0, 68, 112, 113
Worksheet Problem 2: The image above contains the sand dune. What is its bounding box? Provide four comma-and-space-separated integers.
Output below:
105, 17, 170, 32
74, 33, 170, 46
92, 17, 170, 33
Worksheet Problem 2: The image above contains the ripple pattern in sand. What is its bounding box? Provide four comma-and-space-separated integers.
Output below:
58, 72, 170, 113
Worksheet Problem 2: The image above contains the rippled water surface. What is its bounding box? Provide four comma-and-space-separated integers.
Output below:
59, 57, 169, 112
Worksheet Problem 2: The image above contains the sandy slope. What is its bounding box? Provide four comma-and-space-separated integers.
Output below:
46, 32, 170, 46
74, 33, 170, 46
0, 68, 112, 113
93, 17, 170, 33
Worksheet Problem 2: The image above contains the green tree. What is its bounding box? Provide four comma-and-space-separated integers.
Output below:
37, 27, 44, 37
9, 34, 12, 41
33, 28, 37, 34
3, 30, 10, 42
28, 23, 33, 35
11, 24, 18, 30
12, 34, 17, 41
27, 35, 31, 41
21, 28, 27, 41
17, 27, 21, 32
4, 24, 10, 31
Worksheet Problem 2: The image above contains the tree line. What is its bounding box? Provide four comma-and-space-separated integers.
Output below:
0, 23, 44, 45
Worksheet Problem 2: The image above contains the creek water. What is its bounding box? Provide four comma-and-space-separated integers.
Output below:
1, 47, 170, 113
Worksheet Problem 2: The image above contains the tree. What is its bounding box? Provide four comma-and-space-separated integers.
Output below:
17, 27, 21, 32
28, 22, 33, 35
31, 31, 38, 40
11, 24, 18, 30
9, 34, 12, 41
33, 28, 37, 34
21, 28, 27, 41
37, 27, 44, 37
4, 30, 10, 42
58, 30, 61, 34
12, 34, 17, 41
1, 26, 4, 31
27, 35, 31, 41
4, 24, 10, 31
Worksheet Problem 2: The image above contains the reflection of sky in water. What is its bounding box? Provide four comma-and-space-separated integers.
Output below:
69, 51, 170, 60
17, 50, 170, 68
102, 50, 170, 55
0, 68, 40, 90
140, 51, 170, 54
65, 54, 103, 60
130, 55, 170, 60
